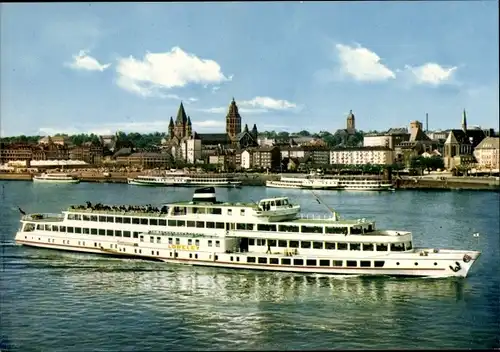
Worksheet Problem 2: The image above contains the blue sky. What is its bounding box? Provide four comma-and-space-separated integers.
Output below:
1, 2, 498, 137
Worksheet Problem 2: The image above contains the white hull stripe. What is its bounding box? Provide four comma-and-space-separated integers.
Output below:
16, 240, 448, 273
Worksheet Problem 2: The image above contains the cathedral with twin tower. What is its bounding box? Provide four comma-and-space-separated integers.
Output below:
164, 98, 259, 160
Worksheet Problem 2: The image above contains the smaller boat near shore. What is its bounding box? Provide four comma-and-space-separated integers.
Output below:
127, 175, 174, 186
33, 173, 80, 184
267, 173, 393, 191
128, 173, 242, 188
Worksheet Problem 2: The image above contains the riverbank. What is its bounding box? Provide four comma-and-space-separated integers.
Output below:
396, 178, 499, 191
0, 172, 281, 186
1, 172, 498, 191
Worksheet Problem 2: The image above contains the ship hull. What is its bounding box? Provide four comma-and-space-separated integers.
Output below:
15, 232, 480, 278
33, 178, 80, 184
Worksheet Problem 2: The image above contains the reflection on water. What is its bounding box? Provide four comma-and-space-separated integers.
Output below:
4, 250, 482, 350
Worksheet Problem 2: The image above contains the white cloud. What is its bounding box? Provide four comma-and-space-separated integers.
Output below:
212, 86, 221, 93
404, 63, 458, 85
115, 46, 231, 97
335, 43, 395, 82
66, 50, 111, 72
240, 96, 299, 111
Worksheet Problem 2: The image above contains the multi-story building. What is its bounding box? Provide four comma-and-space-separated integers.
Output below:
181, 137, 202, 164
208, 150, 236, 171
118, 152, 172, 168
330, 146, 394, 166
240, 150, 252, 169
308, 147, 331, 165
0, 143, 34, 164
364, 128, 410, 150
69, 143, 104, 165
473, 137, 499, 170
1, 140, 72, 165
239, 146, 281, 170
363, 134, 391, 148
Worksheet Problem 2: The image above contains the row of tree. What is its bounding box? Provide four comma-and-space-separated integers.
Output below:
258, 130, 365, 147
2, 129, 367, 149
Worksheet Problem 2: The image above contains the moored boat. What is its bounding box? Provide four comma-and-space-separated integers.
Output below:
32, 173, 80, 184
15, 187, 480, 278
267, 174, 393, 191
127, 175, 174, 186
167, 174, 242, 187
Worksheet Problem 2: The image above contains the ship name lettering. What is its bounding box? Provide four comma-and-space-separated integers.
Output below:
168, 244, 199, 251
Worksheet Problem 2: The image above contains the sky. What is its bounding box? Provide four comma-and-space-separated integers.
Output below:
0, 2, 498, 137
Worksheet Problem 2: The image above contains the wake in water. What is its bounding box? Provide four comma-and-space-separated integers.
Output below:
0, 241, 16, 247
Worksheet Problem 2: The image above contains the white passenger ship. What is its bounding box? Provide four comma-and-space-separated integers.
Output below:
15, 188, 480, 277
170, 174, 242, 187
266, 176, 341, 190
267, 174, 393, 191
33, 173, 80, 184
127, 175, 174, 186
128, 174, 241, 187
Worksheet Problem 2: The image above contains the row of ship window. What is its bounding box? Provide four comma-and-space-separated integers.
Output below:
250, 238, 411, 252
245, 256, 386, 268
63, 215, 369, 235
24, 223, 411, 252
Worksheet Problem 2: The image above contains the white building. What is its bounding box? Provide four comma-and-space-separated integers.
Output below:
330, 147, 394, 166
241, 150, 252, 169
185, 138, 202, 164
363, 135, 391, 148
473, 137, 499, 170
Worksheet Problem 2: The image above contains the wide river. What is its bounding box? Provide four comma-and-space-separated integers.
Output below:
0, 181, 499, 351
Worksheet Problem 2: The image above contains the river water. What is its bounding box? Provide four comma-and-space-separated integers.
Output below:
0, 181, 499, 351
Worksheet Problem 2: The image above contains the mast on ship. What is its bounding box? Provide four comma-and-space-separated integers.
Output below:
310, 190, 339, 221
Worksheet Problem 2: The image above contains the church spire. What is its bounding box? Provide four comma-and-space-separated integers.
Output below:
168, 116, 175, 138
251, 123, 258, 139
244, 124, 249, 133
176, 102, 188, 124
462, 109, 467, 132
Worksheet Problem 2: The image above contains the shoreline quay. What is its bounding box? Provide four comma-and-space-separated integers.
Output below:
0, 172, 498, 191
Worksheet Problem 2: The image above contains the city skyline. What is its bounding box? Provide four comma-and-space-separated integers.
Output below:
1, 2, 498, 137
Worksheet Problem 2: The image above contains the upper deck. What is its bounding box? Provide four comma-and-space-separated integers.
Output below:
22, 187, 400, 236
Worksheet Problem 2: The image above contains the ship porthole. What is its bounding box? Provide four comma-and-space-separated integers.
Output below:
434, 262, 437, 266
414, 262, 418, 266
396, 262, 400, 265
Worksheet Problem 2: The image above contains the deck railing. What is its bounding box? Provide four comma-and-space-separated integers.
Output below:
298, 213, 336, 220
67, 207, 170, 217
22, 213, 64, 221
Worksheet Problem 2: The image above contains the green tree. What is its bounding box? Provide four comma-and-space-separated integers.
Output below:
277, 131, 289, 139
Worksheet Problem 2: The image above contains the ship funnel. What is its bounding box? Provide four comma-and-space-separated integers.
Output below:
193, 187, 216, 203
